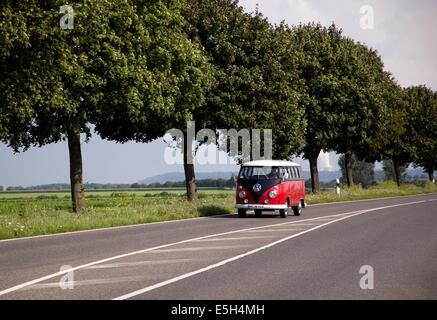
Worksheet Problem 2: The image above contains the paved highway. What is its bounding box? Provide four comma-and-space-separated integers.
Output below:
0, 193, 436, 300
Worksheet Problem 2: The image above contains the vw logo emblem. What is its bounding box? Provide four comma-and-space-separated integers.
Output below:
253, 183, 262, 192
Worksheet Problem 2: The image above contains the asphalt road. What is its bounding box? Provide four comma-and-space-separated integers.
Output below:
0, 193, 436, 300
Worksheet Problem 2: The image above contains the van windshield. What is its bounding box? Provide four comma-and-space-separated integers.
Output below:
239, 166, 280, 179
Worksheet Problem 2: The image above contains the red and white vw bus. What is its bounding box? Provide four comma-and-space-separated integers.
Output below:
235, 160, 306, 218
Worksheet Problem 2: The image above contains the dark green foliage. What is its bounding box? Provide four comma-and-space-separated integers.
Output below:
182, 0, 306, 160
405, 86, 437, 182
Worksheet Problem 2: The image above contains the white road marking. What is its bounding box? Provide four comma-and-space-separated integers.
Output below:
150, 246, 246, 253
0, 199, 434, 298
113, 199, 436, 300
245, 228, 308, 232
22, 276, 148, 290
84, 258, 196, 269
195, 236, 277, 241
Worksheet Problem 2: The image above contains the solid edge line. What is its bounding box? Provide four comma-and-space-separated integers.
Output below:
1, 192, 435, 243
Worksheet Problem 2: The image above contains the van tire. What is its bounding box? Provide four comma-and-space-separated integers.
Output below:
293, 201, 302, 216
238, 209, 247, 218
280, 200, 290, 218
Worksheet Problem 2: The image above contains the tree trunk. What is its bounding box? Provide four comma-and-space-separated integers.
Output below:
425, 166, 435, 183
308, 151, 321, 194
67, 132, 86, 213
183, 136, 198, 202
392, 158, 402, 187
345, 151, 354, 187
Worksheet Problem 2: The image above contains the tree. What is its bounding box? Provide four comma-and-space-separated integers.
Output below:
182, 0, 306, 196
0, 0, 209, 210
291, 23, 348, 192
338, 154, 375, 188
90, 0, 211, 201
366, 79, 414, 186
0, 186, 3, 191
382, 160, 407, 184
327, 37, 387, 187
405, 86, 437, 182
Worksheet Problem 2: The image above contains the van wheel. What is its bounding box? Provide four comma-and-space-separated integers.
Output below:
293, 201, 302, 216
280, 201, 290, 218
238, 209, 247, 218
255, 209, 262, 217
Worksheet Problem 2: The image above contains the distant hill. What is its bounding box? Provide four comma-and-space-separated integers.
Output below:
138, 170, 343, 184
138, 172, 239, 184
138, 168, 432, 185
3, 168, 431, 191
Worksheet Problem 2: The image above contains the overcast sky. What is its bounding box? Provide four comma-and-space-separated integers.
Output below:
1, 0, 436, 187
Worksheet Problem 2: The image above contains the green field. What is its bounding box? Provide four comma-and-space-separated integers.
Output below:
0, 182, 436, 240
0, 188, 225, 200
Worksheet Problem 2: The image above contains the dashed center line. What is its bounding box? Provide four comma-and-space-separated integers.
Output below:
195, 236, 277, 241
150, 245, 247, 253
84, 258, 196, 269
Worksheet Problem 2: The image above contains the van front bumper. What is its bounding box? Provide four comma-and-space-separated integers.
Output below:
235, 204, 287, 210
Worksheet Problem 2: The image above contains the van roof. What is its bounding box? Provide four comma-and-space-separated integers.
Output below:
242, 160, 301, 167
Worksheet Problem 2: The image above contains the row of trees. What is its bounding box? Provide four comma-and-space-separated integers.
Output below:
337, 156, 411, 188
1, 0, 436, 212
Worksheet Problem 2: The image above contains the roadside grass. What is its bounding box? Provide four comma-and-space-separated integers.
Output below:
0, 191, 236, 240
0, 182, 436, 240
0, 188, 227, 200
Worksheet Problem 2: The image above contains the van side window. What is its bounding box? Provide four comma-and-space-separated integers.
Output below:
286, 167, 292, 180
296, 167, 301, 179
281, 167, 289, 180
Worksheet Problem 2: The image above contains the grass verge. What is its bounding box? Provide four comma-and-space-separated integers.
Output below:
0, 182, 436, 240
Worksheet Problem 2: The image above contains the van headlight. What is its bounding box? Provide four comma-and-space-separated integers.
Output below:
239, 191, 246, 199
268, 191, 277, 199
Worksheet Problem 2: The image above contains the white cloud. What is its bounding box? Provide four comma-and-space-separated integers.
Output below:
318, 151, 333, 171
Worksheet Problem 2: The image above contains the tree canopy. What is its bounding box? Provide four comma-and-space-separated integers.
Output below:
183, 0, 306, 160
0, 0, 210, 210
405, 86, 437, 182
